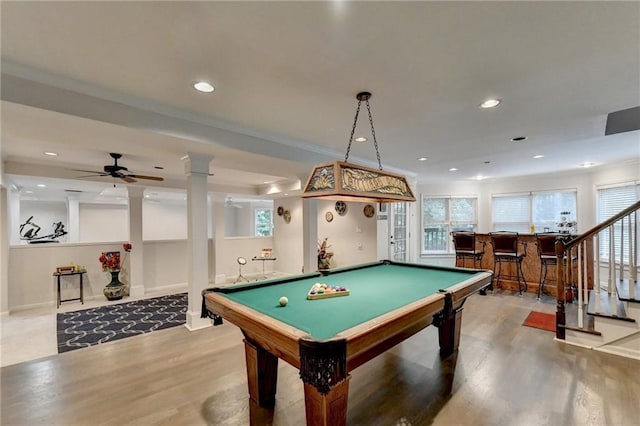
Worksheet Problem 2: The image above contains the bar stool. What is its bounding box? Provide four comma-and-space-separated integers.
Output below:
489, 232, 527, 294
451, 232, 485, 268
535, 233, 561, 299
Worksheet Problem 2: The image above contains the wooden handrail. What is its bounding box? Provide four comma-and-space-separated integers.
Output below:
559, 200, 640, 252
554, 199, 640, 340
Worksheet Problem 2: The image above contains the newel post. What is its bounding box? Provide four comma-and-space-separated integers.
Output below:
555, 239, 566, 340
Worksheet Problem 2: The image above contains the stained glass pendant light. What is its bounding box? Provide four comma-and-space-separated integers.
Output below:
302, 92, 416, 203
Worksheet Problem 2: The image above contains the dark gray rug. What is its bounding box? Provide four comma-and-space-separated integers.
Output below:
57, 293, 187, 353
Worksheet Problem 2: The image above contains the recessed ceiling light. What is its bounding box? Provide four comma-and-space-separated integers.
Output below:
36, 184, 47, 188
44, 151, 58, 157
284, 193, 289, 196
194, 81, 214, 93
579, 162, 595, 168
511, 136, 527, 142
180, 155, 189, 160
533, 155, 544, 159
417, 157, 428, 161
474, 175, 485, 181
355, 136, 368, 143
479, 99, 501, 109
23, 190, 34, 194
449, 168, 458, 172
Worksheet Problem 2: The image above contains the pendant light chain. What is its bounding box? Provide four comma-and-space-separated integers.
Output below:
343, 93, 384, 170
344, 98, 362, 163
365, 98, 383, 170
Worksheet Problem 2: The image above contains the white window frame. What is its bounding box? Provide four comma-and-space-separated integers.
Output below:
421, 195, 478, 255
491, 189, 577, 233
596, 181, 640, 263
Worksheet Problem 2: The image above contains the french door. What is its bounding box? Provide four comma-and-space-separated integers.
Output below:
388, 203, 409, 262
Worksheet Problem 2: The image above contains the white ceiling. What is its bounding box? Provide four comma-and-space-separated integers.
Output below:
1, 1, 639, 199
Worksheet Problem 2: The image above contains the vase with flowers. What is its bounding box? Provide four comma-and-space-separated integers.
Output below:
99, 251, 125, 300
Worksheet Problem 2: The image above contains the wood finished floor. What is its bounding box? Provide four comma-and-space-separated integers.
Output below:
2, 291, 639, 426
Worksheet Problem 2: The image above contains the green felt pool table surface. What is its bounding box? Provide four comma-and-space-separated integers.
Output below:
215, 262, 486, 340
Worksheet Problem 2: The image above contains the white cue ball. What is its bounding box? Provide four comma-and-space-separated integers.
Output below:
279, 296, 288, 306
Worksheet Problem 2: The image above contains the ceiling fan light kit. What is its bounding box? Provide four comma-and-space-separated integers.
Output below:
301, 92, 415, 203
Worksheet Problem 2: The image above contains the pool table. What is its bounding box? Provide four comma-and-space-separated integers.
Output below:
202, 260, 492, 426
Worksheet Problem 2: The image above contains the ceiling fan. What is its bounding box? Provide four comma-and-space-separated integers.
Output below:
75, 153, 164, 184
225, 197, 243, 208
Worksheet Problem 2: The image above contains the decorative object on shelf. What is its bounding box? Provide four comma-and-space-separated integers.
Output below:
19, 215, 67, 243
335, 201, 347, 216
277, 206, 284, 216
261, 248, 273, 258
317, 238, 334, 270
56, 266, 75, 274
283, 210, 291, 224
325, 211, 334, 222
99, 251, 125, 300
301, 92, 416, 203
363, 204, 375, 218
556, 211, 577, 234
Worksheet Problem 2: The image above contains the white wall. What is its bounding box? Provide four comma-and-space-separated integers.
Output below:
79, 204, 129, 242
273, 197, 304, 275
215, 236, 275, 281
143, 201, 187, 240
142, 240, 188, 290
316, 200, 377, 269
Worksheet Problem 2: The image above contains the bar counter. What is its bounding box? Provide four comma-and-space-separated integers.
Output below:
458, 233, 593, 297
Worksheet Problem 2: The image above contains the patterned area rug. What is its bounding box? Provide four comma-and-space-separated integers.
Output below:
523, 310, 556, 332
57, 293, 187, 353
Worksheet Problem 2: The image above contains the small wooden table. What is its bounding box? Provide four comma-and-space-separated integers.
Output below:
251, 256, 277, 279
53, 270, 86, 308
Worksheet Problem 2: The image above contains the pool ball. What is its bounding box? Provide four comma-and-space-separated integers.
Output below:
279, 296, 288, 306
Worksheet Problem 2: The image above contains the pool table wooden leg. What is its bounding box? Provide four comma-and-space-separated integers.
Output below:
303, 376, 350, 426
438, 306, 463, 356
244, 339, 278, 409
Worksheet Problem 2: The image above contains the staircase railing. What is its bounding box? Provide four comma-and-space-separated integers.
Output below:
555, 200, 640, 339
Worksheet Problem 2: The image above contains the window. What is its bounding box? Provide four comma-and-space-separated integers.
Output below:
597, 182, 639, 262
492, 190, 576, 233
254, 208, 273, 237
422, 196, 477, 254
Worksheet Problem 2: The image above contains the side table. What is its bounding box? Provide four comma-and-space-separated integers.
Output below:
53, 269, 86, 308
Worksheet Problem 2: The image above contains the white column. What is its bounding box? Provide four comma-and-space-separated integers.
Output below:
127, 186, 145, 298
9, 189, 20, 244
213, 194, 226, 284
66, 194, 80, 242
184, 153, 214, 330
301, 198, 318, 274
0, 186, 10, 314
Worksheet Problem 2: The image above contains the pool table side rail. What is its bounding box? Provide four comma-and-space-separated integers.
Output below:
338, 292, 446, 370
444, 270, 494, 304
203, 292, 306, 368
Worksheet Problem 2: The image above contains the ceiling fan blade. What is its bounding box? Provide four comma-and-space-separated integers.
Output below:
72, 169, 107, 174
75, 174, 110, 178
127, 174, 164, 181
120, 176, 137, 183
